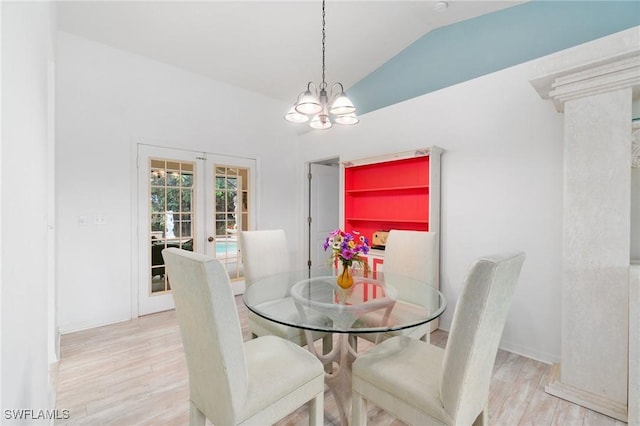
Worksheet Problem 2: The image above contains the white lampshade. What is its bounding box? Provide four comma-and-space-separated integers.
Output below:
335, 113, 359, 125
329, 93, 356, 115
310, 113, 332, 130
295, 90, 322, 115
284, 105, 309, 123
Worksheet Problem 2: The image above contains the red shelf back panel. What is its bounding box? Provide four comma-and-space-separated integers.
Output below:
344, 156, 430, 191
345, 189, 429, 222
344, 221, 429, 246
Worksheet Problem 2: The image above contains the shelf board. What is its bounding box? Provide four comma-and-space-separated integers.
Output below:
345, 185, 429, 194
345, 218, 429, 224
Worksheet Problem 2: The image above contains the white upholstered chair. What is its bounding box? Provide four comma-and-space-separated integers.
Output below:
162, 248, 325, 426
239, 229, 331, 351
352, 251, 526, 426
358, 230, 439, 344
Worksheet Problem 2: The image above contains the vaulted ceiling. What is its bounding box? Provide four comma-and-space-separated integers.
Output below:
56, 1, 526, 103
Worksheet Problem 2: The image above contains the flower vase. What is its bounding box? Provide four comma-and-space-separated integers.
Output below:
337, 264, 354, 289
336, 264, 354, 304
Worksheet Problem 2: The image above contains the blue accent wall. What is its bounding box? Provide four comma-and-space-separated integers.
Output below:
349, 1, 640, 115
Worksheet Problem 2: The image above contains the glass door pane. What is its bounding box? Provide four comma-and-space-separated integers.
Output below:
149, 159, 195, 294
214, 165, 250, 280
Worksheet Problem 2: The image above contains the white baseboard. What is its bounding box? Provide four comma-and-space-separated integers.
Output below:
546, 364, 628, 422
58, 315, 132, 335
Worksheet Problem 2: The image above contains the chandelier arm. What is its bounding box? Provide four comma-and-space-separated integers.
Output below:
330, 82, 345, 100
306, 81, 318, 95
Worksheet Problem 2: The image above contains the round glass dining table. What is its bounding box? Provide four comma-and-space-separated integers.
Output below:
243, 267, 446, 425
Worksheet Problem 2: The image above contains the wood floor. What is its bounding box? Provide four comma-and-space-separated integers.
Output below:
55, 296, 625, 426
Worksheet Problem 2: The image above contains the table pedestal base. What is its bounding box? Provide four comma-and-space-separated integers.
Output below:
305, 331, 357, 425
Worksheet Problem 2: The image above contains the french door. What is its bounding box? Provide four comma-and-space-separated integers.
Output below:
137, 144, 256, 315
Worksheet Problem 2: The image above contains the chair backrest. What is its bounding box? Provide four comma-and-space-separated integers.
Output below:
383, 230, 438, 303
162, 248, 248, 425
440, 251, 525, 424
239, 229, 290, 287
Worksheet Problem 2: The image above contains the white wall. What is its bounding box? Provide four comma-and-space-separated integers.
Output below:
56, 32, 299, 333
298, 56, 565, 363
1, 1, 57, 419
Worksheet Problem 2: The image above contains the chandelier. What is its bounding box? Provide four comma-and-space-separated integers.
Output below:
284, 0, 358, 130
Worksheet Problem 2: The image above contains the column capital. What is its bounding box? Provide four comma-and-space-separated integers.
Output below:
530, 27, 640, 112
532, 54, 639, 112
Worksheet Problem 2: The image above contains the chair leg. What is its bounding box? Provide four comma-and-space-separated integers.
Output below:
189, 401, 206, 426
352, 391, 367, 426
308, 391, 324, 426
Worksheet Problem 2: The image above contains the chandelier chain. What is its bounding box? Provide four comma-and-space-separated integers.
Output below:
321, 0, 326, 89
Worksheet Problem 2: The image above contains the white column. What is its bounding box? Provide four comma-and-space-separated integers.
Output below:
630, 122, 640, 426
551, 88, 631, 420
630, 262, 640, 426
531, 33, 640, 422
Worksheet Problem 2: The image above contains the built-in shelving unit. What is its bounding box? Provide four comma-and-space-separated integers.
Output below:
342, 147, 442, 331
343, 148, 441, 244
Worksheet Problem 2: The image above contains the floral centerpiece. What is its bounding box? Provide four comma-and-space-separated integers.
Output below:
323, 229, 370, 289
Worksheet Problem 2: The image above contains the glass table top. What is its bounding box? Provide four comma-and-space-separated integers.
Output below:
243, 267, 446, 334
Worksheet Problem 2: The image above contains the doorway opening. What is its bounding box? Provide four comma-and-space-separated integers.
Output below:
306, 158, 340, 270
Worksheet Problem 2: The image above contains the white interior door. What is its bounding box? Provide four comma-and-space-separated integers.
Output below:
309, 162, 340, 268
137, 145, 256, 315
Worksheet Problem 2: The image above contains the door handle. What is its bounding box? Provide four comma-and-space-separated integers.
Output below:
208, 236, 214, 242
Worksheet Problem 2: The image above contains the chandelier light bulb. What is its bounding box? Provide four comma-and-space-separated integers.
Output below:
310, 113, 333, 130
335, 113, 359, 126
329, 92, 356, 116
284, 105, 309, 123
295, 88, 322, 115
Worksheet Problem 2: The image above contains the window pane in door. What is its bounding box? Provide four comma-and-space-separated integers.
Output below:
149, 158, 195, 294
214, 165, 250, 280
